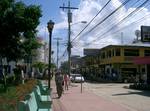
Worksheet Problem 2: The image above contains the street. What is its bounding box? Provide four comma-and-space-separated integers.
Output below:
83, 82, 150, 111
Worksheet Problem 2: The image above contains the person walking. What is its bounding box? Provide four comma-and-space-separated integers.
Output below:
64, 74, 69, 90
55, 71, 63, 98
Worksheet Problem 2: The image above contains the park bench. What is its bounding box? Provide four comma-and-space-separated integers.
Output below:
18, 90, 52, 111
17, 80, 53, 111
34, 86, 52, 103
37, 82, 52, 95
37, 80, 48, 87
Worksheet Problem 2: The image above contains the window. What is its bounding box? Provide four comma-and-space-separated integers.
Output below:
108, 50, 111, 58
144, 50, 150, 56
115, 48, 120, 56
101, 52, 105, 59
143, 32, 150, 41
124, 49, 139, 56
112, 49, 115, 56
106, 51, 109, 58
142, 68, 145, 73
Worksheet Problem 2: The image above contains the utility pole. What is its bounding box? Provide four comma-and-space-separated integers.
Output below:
54, 38, 62, 69
60, 1, 78, 76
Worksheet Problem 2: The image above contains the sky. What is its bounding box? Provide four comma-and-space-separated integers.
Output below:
20, 0, 150, 64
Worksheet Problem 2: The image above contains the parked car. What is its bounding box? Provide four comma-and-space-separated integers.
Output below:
74, 76, 84, 83
70, 74, 84, 83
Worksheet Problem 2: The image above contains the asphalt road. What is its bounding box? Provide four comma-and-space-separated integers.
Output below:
82, 82, 150, 111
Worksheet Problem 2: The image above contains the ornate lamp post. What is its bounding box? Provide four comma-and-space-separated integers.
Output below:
47, 20, 54, 89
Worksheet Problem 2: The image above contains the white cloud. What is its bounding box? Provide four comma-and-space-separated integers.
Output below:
70, 0, 150, 56
37, 0, 150, 57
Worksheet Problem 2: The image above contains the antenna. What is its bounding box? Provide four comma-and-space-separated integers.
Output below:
135, 30, 141, 40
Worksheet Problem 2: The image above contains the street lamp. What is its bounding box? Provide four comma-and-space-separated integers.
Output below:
47, 20, 55, 89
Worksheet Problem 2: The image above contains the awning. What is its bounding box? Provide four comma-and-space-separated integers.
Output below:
133, 57, 150, 64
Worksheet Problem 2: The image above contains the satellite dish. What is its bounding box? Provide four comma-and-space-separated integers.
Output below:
135, 30, 141, 40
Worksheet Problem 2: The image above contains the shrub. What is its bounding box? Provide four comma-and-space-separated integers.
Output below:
0, 79, 37, 111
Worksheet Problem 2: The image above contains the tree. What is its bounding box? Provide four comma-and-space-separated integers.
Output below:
0, 0, 42, 91
0, 0, 42, 63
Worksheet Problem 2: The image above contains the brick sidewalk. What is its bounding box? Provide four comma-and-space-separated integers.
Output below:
51, 81, 129, 111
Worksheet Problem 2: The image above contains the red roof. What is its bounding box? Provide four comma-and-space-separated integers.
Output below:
133, 57, 150, 64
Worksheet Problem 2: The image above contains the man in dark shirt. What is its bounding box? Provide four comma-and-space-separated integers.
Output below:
55, 71, 63, 98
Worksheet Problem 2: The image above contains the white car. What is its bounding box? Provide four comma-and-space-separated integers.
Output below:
74, 76, 84, 83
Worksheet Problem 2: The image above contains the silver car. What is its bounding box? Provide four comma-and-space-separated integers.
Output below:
70, 74, 84, 83
74, 76, 84, 83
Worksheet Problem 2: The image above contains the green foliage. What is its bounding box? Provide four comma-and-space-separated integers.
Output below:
23, 37, 42, 56
33, 62, 56, 69
0, 86, 17, 111
0, 0, 42, 62
0, 79, 37, 111
32, 62, 47, 72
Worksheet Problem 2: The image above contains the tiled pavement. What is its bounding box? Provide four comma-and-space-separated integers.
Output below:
51, 80, 129, 111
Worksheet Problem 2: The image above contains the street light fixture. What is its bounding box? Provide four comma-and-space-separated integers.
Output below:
80, 21, 87, 24
47, 20, 54, 89
70, 21, 87, 26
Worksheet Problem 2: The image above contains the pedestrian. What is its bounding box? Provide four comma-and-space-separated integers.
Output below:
64, 74, 69, 90
55, 71, 63, 98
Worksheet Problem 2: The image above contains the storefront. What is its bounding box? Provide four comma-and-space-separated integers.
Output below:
133, 57, 150, 84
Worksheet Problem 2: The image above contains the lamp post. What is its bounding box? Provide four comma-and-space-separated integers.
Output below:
47, 20, 54, 89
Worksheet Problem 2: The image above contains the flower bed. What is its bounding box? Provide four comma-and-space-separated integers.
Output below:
0, 79, 37, 111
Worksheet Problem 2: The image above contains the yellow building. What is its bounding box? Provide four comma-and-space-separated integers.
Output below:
83, 44, 150, 82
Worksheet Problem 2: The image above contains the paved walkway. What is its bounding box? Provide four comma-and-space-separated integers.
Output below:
51, 81, 130, 111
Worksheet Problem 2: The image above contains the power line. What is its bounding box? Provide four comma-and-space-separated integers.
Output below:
73, 0, 141, 46
83, 6, 150, 47
83, 0, 140, 40
58, 48, 67, 62
71, 0, 112, 42
72, 0, 132, 42
72, 0, 140, 47
73, 11, 150, 47
80, 0, 149, 47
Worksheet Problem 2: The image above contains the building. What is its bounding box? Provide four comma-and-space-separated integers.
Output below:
34, 37, 47, 63
133, 56, 150, 84
81, 43, 150, 82
71, 55, 81, 73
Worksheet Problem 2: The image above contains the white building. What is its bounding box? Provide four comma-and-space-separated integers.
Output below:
34, 37, 49, 64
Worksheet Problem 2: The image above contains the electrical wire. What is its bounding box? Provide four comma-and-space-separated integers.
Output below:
58, 49, 67, 61
82, 0, 140, 41
73, 0, 141, 45
73, 12, 150, 47
71, 0, 112, 42
83, 0, 149, 46
84, 15, 150, 46
71, 0, 132, 42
